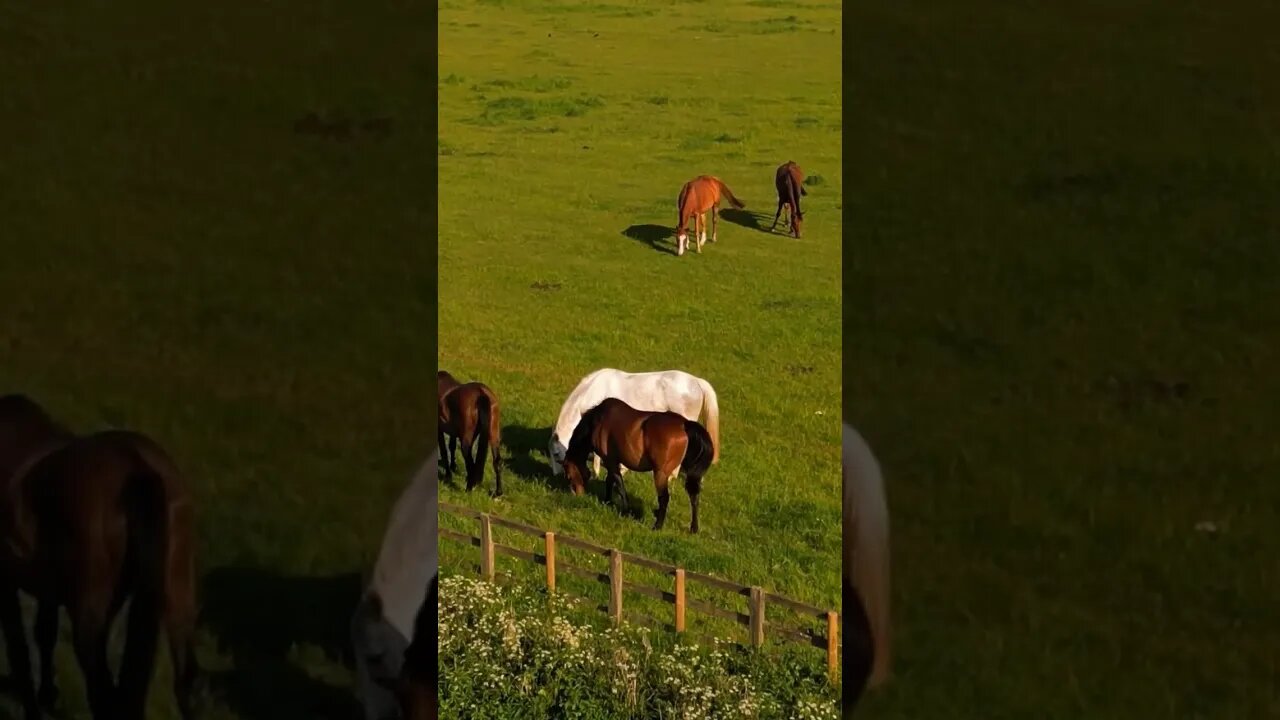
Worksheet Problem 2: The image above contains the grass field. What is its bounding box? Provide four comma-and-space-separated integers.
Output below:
435, 0, 844, 680
849, 2, 1280, 718
1, 3, 433, 718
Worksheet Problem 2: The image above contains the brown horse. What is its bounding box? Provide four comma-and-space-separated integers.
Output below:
769, 161, 807, 238
0, 394, 199, 720
437, 371, 503, 496
675, 175, 745, 256
562, 398, 714, 533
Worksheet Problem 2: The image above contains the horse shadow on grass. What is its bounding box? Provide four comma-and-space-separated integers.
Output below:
500, 424, 645, 521
719, 208, 775, 233
501, 424, 563, 490
200, 566, 364, 720
621, 224, 677, 256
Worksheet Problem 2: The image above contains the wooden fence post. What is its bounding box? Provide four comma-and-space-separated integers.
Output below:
609, 549, 623, 623
479, 513, 495, 581
827, 611, 839, 685
545, 531, 557, 592
749, 587, 765, 647
673, 568, 686, 633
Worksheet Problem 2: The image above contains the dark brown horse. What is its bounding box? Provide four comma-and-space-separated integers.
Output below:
562, 398, 714, 533
437, 371, 503, 496
770, 161, 807, 238
675, 175, 745, 256
0, 394, 199, 720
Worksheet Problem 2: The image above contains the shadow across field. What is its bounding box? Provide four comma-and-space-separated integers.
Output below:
201, 567, 363, 720
500, 424, 645, 522
500, 424, 562, 488
622, 224, 677, 255
718, 208, 774, 233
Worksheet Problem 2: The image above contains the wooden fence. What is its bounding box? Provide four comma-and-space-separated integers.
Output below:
438, 502, 840, 684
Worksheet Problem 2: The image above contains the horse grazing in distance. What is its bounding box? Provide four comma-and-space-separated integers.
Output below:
843, 421, 892, 712
562, 398, 714, 533
548, 368, 721, 480
675, 175, 745, 256
352, 451, 438, 720
0, 394, 200, 720
437, 370, 503, 496
770, 161, 807, 238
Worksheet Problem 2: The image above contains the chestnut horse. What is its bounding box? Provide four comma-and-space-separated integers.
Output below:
0, 394, 199, 720
769, 161, 807, 238
562, 398, 714, 533
843, 421, 892, 712
437, 371, 503, 496
675, 175, 745, 256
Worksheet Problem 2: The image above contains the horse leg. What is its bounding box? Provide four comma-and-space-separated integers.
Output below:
0, 585, 40, 719
592, 453, 602, 479
460, 434, 478, 490
167, 607, 200, 719
697, 213, 706, 252
69, 599, 114, 719
711, 203, 718, 242
449, 434, 459, 475
609, 465, 629, 510
685, 473, 703, 534
437, 428, 451, 478
771, 198, 783, 232
652, 471, 671, 531
491, 434, 503, 498
35, 600, 60, 710
165, 522, 202, 720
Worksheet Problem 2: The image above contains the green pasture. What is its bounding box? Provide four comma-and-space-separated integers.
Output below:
436, 0, 844, 691
1, 3, 433, 718
849, 2, 1280, 718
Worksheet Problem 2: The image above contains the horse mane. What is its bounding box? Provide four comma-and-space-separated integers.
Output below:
564, 400, 608, 463
554, 369, 614, 439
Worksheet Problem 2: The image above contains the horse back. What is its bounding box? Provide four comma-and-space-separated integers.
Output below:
776, 162, 802, 201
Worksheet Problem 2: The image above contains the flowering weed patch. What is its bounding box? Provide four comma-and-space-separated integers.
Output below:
438, 574, 839, 719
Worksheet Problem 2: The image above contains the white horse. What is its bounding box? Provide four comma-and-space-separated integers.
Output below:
548, 368, 721, 477
351, 450, 438, 720
844, 421, 891, 705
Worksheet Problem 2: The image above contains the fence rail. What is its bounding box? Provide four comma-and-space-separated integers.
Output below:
438, 502, 840, 684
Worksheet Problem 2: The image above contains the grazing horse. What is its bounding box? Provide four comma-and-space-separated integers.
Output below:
548, 368, 721, 479
562, 398, 714, 533
770, 161, 808, 238
675, 175, 745, 256
352, 451, 438, 720
437, 370, 503, 496
843, 422, 892, 712
0, 394, 199, 720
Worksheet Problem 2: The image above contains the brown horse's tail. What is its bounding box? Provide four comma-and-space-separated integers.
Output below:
119, 463, 170, 718
714, 178, 745, 209
681, 421, 715, 480
471, 392, 491, 487
787, 172, 803, 218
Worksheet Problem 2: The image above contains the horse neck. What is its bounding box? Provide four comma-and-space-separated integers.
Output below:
556, 375, 610, 440
371, 454, 438, 639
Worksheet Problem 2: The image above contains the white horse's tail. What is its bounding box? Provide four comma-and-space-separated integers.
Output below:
843, 422, 891, 688
695, 377, 720, 462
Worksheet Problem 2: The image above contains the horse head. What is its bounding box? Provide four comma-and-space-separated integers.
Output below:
548, 433, 566, 476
